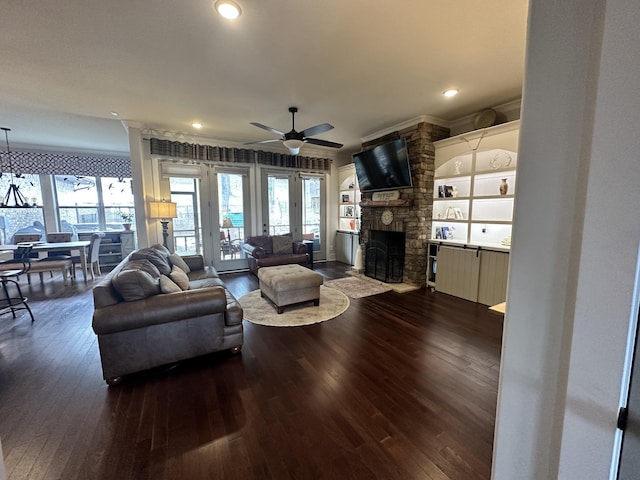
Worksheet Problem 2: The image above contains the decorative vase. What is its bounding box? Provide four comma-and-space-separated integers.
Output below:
123, 223, 132, 231
499, 178, 508, 196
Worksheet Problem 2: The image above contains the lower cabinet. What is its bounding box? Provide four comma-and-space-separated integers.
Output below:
79, 230, 136, 271
335, 231, 359, 265
428, 242, 509, 306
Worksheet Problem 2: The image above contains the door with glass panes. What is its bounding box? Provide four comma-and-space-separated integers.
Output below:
212, 168, 251, 271
261, 170, 325, 262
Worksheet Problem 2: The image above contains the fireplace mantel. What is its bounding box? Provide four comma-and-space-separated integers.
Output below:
359, 198, 413, 208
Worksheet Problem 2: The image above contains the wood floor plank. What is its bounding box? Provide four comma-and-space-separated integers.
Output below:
0, 262, 503, 479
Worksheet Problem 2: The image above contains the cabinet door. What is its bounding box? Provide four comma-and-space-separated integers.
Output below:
335, 232, 350, 264
435, 246, 480, 302
477, 250, 510, 306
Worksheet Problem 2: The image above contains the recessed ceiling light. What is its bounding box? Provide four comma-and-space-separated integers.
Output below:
192, 123, 203, 129
443, 89, 459, 98
110, 111, 119, 117
215, 0, 241, 19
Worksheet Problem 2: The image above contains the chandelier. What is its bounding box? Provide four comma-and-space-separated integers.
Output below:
1, 127, 35, 208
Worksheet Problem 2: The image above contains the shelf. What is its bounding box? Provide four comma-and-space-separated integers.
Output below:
338, 165, 360, 234
359, 198, 412, 207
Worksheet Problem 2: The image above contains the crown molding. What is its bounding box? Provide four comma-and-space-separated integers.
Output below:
360, 115, 450, 144
10, 143, 129, 159
448, 98, 522, 136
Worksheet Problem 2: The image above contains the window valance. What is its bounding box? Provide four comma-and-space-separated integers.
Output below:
149, 138, 332, 172
0, 150, 131, 177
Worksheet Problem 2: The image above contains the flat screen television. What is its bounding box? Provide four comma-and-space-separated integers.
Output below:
353, 138, 412, 192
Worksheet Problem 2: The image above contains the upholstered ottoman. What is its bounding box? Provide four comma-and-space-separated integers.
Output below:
258, 264, 324, 314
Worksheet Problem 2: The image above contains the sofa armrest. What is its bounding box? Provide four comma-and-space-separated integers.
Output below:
92, 286, 227, 335
242, 243, 266, 259
293, 241, 308, 254
181, 255, 205, 271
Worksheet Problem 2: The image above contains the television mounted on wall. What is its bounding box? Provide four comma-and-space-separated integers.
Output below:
353, 138, 412, 192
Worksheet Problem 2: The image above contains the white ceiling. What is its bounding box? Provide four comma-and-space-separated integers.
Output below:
0, 0, 529, 158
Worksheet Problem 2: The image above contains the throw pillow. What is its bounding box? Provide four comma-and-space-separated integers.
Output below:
169, 253, 191, 273
111, 269, 160, 301
130, 248, 171, 275
150, 244, 171, 260
123, 259, 161, 278
272, 235, 292, 255
169, 265, 190, 290
159, 274, 182, 293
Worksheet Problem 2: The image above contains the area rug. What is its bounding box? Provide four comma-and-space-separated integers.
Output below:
324, 276, 392, 298
239, 286, 350, 327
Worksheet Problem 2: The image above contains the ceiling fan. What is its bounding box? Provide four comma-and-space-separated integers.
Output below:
246, 107, 343, 155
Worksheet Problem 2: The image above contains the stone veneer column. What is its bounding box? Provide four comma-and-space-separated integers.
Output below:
359, 121, 449, 287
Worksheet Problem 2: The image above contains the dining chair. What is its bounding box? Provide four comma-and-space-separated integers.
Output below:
0, 245, 35, 323
45, 232, 73, 259
71, 232, 103, 280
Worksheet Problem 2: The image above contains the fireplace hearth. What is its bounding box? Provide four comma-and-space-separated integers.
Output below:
365, 230, 406, 283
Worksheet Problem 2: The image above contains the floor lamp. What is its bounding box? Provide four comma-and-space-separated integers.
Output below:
149, 200, 177, 249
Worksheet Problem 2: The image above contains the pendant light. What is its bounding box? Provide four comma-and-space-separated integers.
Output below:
0, 127, 34, 208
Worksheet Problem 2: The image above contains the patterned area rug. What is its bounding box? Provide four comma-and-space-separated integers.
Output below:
324, 276, 392, 298
239, 286, 350, 327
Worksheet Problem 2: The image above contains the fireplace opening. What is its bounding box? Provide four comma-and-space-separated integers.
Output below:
365, 230, 405, 283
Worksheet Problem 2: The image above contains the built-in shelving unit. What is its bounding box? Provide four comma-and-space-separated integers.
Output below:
432, 120, 519, 249
336, 164, 360, 265
427, 121, 519, 305
337, 165, 360, 233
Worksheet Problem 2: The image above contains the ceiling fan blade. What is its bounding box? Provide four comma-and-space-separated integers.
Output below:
301, 123, 334, 138
250, 122, 285, 137
305, 138, 343, 149
243, 139, 281, 145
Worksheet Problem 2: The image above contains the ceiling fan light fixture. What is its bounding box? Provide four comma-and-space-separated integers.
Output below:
282, 139, 304, 154
215, 0, 241, 19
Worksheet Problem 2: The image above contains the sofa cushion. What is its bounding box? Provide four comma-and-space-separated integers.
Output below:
124, 259, 161, 278
169, 265, 190, 290
169, 253, 191, 273
189, 276, 226, 290
159, 274, 182, 293
111, 269, 160, 301
131, 248, 171, 275
272, 235, 292, 255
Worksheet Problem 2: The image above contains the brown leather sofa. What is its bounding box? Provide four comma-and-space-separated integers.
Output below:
92, 244, 243, 385
242, 234, 309, 275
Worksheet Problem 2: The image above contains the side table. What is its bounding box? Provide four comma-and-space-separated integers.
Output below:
302, 240, 314, 269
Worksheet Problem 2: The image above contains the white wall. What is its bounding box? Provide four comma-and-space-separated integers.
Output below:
493, 0, 640, 478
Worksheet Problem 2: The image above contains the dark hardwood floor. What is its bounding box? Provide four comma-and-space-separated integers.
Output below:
0, 262, 503, 480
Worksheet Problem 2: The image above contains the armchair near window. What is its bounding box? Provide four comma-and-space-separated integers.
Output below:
220, 231, 239, 259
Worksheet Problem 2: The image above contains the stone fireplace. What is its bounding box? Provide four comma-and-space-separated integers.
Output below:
359, 121, 450, 287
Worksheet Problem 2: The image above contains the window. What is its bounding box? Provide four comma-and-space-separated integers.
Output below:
101, 177, 135, 229
170, 177, 202, 255
55, 175, 134, 232
0, 173, 44, 243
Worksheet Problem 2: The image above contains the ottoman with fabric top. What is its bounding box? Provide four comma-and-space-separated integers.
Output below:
258, 264, 324, 314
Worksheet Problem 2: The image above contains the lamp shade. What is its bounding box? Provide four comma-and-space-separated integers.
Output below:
282, 138, 304, 154
222, 217, 233, 228
149, 201, 177, 219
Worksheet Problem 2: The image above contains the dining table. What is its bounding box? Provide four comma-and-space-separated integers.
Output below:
1, 240, 92, 280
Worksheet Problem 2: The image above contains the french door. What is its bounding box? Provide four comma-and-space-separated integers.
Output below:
261, 170, 326, 261
210, 167, 251, 271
